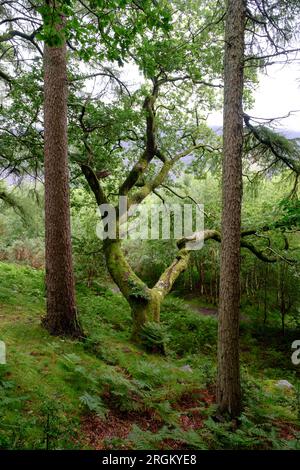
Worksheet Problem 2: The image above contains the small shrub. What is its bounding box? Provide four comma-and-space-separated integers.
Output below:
161, 297, 217, 356
140, 321, 169, 354
79, 392, 108, 419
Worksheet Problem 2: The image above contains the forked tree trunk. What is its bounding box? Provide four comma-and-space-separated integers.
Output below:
42, 8, 82, 337
102, 231, 222, 341
104, 238, 190, 341
217, 0, 246, 417
83, 156, 274, 352
104, 239, 157, 340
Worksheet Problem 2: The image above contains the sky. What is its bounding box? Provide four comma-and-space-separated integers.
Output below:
2, 50, 300, 137
207, 62, 300, 135
117, 60, 300, 136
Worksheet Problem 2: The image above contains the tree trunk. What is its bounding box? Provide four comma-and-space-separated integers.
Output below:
280, 264, 286, 336
217, 0, 246, 417
103, 238, 190, 342
42, 8, 82, 337
103, 238, 156, 339
263, 266, 268, 326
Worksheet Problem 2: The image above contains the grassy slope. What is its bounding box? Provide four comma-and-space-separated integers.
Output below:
0, 262, 300, 450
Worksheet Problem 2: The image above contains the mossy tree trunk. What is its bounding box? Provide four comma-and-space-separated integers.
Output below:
80, 83, 280, 345
103, 238, 190, 341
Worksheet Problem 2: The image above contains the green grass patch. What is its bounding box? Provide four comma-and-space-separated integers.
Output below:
1, 261, 300, 450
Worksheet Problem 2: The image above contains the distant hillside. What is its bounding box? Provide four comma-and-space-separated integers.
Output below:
210, 125, 300, 139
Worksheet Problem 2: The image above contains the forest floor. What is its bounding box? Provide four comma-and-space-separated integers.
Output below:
180, 296, 217, 318
0, 261, 300, 450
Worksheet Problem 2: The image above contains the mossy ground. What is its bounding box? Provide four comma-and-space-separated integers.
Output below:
0, 262, 300, 450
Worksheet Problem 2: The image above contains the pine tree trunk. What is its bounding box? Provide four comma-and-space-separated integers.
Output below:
280, 264, 286, 336
42, 12, 82, 337
263, 267, 268, 326
217, 0, 246, 417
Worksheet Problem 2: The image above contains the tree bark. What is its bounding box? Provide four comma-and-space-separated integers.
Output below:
217, 0, 246, 417
103, 238, 156, 341
263, 266, 268, 326
103, 238, 190, 342
42, 8, 82, 337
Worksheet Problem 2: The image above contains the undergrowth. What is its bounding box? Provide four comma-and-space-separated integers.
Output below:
0, 262, 300, 450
